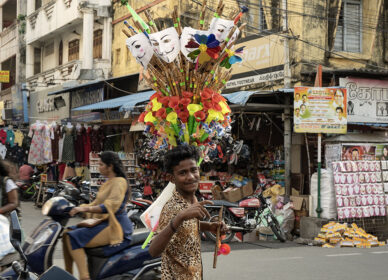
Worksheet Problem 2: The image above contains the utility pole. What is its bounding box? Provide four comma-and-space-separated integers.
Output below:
282, 0, 292, 196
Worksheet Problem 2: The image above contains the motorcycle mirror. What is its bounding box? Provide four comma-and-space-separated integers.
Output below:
9, 211, 27, 263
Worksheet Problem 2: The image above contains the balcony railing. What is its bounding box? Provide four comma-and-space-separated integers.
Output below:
27, 60, 81, 92
0, 22, 17, 47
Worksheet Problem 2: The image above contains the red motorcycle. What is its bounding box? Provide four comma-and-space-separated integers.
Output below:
205, 190, 286, 243
127, 197, 153, 229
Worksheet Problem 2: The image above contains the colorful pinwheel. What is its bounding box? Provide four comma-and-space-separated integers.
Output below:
220, 47, 245, 69
186, 34, 221, 68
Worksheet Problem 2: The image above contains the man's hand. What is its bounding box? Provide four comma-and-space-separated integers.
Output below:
177, 200, 214, 222
206, 221, 229, 235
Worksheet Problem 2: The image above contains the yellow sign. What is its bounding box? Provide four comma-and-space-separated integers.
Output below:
226, 35, 285, 89
294, 87, 347, 134
0, 71, 10, 83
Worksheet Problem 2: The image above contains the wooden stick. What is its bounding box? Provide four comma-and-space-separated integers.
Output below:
144, 10, 158, 33
122, 29, 131, 38
213, 206, 223, 269
198, 0, 207, 30
215, 0, 224, 17
173, 6, 182, 35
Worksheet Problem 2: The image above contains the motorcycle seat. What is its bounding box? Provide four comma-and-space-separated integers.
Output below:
85, 231, 150, 258
211, 200, 239, 207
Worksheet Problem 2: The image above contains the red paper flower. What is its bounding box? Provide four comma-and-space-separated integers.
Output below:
180, 98, 191, 107
203, 100, 213, 111
201, 88, 212, 100
194, 110, 206, 121
155, 108, 167, 119
178, 110, 189, 123
159, 96, 170, 107
182, 91, 194, 98
138, 112, 146, 123
150, 91, 162, 100
213, 102, 222, 111
212, 93, 223, 103
169, 96, 180, 109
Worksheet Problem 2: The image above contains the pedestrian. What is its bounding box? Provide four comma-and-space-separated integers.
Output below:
0, 160, 20, 217
18, 162, 34, 183
149, 145, 228, 280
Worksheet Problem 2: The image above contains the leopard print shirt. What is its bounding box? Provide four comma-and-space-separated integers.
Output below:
157, 191, 202, 280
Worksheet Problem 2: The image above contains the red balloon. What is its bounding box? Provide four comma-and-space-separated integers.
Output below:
220, 244, 231, 255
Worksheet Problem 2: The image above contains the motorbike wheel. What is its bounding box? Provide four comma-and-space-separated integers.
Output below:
204, 211, 235, 243
19, 189, 34, 201
268, 213, 286, 242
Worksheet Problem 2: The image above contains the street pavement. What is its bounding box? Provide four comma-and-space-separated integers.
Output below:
20, 201, 388, 280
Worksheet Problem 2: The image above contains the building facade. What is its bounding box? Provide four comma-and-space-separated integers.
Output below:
25, 0, 112, 121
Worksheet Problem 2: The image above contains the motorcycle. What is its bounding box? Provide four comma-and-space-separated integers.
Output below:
0, 197, 161, 280
205, 189, 286, 243
55, 177, 92, 206
1, 210, 77, 280
127, 198, 152, 230
16, 174, 41, 202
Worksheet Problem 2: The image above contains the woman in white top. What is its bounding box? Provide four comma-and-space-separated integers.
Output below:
0, 160, 19, 217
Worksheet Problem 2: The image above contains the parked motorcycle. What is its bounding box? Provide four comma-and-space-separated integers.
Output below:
55, 177, 92, 206
1, 210, 77, 280
16, 174, 41, 201
0, 197, 161, 280
205, 190, 286, 243
127, 198, 152, 229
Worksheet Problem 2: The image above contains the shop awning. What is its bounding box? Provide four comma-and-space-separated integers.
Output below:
48, 79, 105, 96
222, 91, 261, 105
72, 90, 154, 111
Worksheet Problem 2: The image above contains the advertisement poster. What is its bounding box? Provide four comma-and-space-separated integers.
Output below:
294, 87, 347, 133
339, 77, 388, 123
0, 71, 10, 83
341, 144, 377, 161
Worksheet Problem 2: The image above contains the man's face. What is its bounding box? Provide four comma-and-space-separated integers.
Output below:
335, 91, 343, 104
302, 96, 307, 102
295, 94, 300, 101
170, 158, 200, 194
352, 150, 359, 160
295, 109, 300, 116
300, 105, 306, 113
336, 109, 342, 118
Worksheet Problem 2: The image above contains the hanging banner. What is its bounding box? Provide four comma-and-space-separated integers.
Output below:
0, 71, 10, 83
339, 77, 388, 124
293, 87, 347, 134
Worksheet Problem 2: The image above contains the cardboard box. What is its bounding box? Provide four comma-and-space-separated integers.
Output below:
290, 195, 309, 211
212, 182, 253, 202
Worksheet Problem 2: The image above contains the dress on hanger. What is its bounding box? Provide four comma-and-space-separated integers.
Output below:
0, 129, 7, 144
14, 130, 24, 147
51, 125, 61, 161
75, 127, 85, 163
90, 127, 105, 152
6, 129, 15, 147
61, 126, 75, 163
83, 127, 92, 165
28, 122, 53, 165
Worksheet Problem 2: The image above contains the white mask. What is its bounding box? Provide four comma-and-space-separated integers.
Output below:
180, 27, 209, 63
149, 27, 180, 63
209, 18, 240, 45
126, 33, 153, 69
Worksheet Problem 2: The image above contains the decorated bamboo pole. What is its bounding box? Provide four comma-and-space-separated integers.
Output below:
198, 0, 207, 30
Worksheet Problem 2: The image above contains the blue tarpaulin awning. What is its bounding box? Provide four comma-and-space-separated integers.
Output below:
222, 91, 260, 105
72, 90, 154, 111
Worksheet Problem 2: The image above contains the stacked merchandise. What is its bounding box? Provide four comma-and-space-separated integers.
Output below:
332, 161, 386, 218
257, 146, 285, 188
314, 222, 386, 248
382, 160, 388, 198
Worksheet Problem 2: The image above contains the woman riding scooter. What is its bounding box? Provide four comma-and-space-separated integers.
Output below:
62, 151, 133, 280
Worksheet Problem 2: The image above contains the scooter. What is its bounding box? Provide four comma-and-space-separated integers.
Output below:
1, 197, 161, 280
127, 198, 152, 229
1, 210, 76, 279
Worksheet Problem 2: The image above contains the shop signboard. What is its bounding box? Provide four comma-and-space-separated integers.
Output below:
71, 87, 104, 109
341, 143, 388, 161
293, 87, 347, 134
0, 71, 10, 83
339, 77, 388, 123
225, 34, 285, 89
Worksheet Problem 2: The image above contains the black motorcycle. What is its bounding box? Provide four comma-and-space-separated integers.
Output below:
205, 190, 286, 243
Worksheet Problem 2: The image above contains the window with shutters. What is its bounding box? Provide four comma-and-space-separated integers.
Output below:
68, 39, 80, 61
58, 41, 63, 65
334, 0, 362, 53
93, 29, 103, 59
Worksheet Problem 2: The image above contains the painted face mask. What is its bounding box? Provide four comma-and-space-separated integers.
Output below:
209, 18, 240, 45
126, 33, 153, 69
149, 27, 180, 63
180, 27, 209, 63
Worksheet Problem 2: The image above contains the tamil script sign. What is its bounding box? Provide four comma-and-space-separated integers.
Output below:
0, 71, 10, 83
339, 77, 388, 123
294, 87, 347, 134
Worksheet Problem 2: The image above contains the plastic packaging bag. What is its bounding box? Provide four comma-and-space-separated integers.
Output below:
276, 202, 295, 235
0, 214, 15, 259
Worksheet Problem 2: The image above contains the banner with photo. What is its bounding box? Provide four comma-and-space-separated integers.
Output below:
294, 87, 347, 134
339, 77, 388, 124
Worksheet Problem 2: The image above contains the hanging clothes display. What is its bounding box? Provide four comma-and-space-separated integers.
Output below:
6, 129, 15, 147
91, 126, 104, 152
83, 127, 92, 165
14, 129, 24, 147
61, 125, 75, 163
28, 121, 53, 165
51, 123, 61, 162
0, 129, 6, 144
74, 126, 85, 163
0, 143, 7, 159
